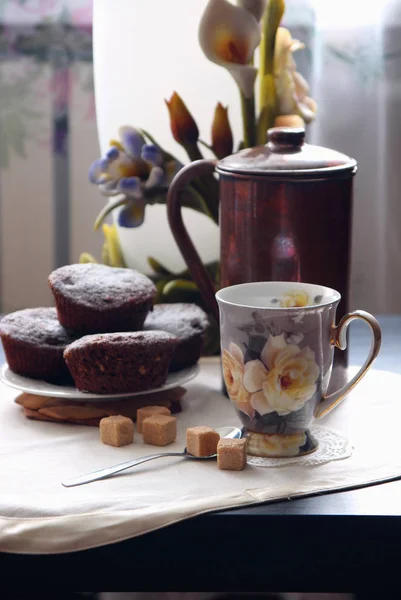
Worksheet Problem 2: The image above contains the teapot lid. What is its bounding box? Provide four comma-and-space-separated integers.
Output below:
216, 127, 357, 178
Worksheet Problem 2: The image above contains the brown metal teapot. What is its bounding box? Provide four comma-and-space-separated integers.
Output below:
167, 127, 357, 388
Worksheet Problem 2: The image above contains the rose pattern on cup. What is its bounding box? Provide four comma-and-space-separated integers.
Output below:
223, 333, 320, 420
222, 343, 255, 419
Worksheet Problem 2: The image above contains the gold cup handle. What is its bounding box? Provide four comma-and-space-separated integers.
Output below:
315, 310, 382, 419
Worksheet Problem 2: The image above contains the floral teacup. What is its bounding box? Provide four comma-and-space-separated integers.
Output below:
216, 281, 382, 458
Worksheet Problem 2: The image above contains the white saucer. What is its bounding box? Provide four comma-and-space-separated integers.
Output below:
0, 363, 200, 402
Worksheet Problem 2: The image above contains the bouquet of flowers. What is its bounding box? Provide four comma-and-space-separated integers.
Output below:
82, 0, 317, 351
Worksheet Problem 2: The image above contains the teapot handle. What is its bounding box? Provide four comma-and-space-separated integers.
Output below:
167, 159, 219, 323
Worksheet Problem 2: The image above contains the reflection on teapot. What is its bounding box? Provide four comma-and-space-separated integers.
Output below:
270, 231, 300, 282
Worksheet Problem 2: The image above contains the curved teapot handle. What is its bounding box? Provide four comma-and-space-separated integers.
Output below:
167, 159, 219, 323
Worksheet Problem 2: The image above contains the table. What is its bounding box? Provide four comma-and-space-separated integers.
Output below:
1, 316, 400, 594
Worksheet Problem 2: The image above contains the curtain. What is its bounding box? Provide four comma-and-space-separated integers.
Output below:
0, 0, 400, 314
306, 0, 401, 314
0, 0, 100, 313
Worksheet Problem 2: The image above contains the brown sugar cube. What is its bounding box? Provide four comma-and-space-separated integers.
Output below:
142, 414, 176, 447
217, 438, 248, 471
136, 405, 171, 433
100, 415, 134, 447
186, 426, 220, 457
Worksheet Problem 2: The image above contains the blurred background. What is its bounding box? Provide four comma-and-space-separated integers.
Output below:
0, 0, 400, 315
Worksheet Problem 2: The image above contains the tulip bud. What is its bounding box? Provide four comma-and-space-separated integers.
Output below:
212, 103, 234, 159
165, 92, 199, 146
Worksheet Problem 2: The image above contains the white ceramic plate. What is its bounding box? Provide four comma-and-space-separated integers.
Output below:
0, 363, 200, 401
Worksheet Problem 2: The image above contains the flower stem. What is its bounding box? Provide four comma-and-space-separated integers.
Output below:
257, 74, 277, 144
240, 92, 256, 148
184, 143, 204, 163
257, 0, 285, 144
198, 139, 216, 154
94, 197, 128, 231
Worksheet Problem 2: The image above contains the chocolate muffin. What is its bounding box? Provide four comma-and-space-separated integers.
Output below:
64, 331, 179, 394
49, 263, 156, 334
0, 307, 79, 382
143, 303, 209, 371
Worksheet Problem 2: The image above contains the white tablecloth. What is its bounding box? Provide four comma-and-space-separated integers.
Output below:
1, 359, 400, 554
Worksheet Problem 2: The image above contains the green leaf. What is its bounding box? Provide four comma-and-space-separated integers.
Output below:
147, 257, 172, 277
161, 279, 206, 308
154, 280, 167, 304
102, 243, 111, 266
79, 252, 98, 264
183, 184, 216, 217
102, 224, 126, 268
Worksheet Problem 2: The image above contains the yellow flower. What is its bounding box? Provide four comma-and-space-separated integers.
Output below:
281, 290, 312, 308
222, 343, 255, 418
199, 0, 261, 98
250, 334, 319, 416
274, 27, 317, 124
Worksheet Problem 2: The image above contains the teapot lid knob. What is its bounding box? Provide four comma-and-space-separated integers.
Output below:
267, 127, 305, 151
216, 125, 357, 177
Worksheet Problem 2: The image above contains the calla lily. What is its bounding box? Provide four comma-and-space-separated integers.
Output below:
199, 0, 261, 99
274, 27, 317, 123
211, 102, 234, 158
237, 0, 267, 21
165, 92, 199, 146
237, 0, 267, 22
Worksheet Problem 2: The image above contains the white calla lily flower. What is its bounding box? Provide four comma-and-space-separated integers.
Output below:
199, 0, 261, 98
237, 0, 267, 22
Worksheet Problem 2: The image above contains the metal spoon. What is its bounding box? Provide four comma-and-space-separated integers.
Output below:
62, 426, 242, 488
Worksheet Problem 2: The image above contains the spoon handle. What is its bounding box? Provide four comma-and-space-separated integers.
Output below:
62, 451, 186, 487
